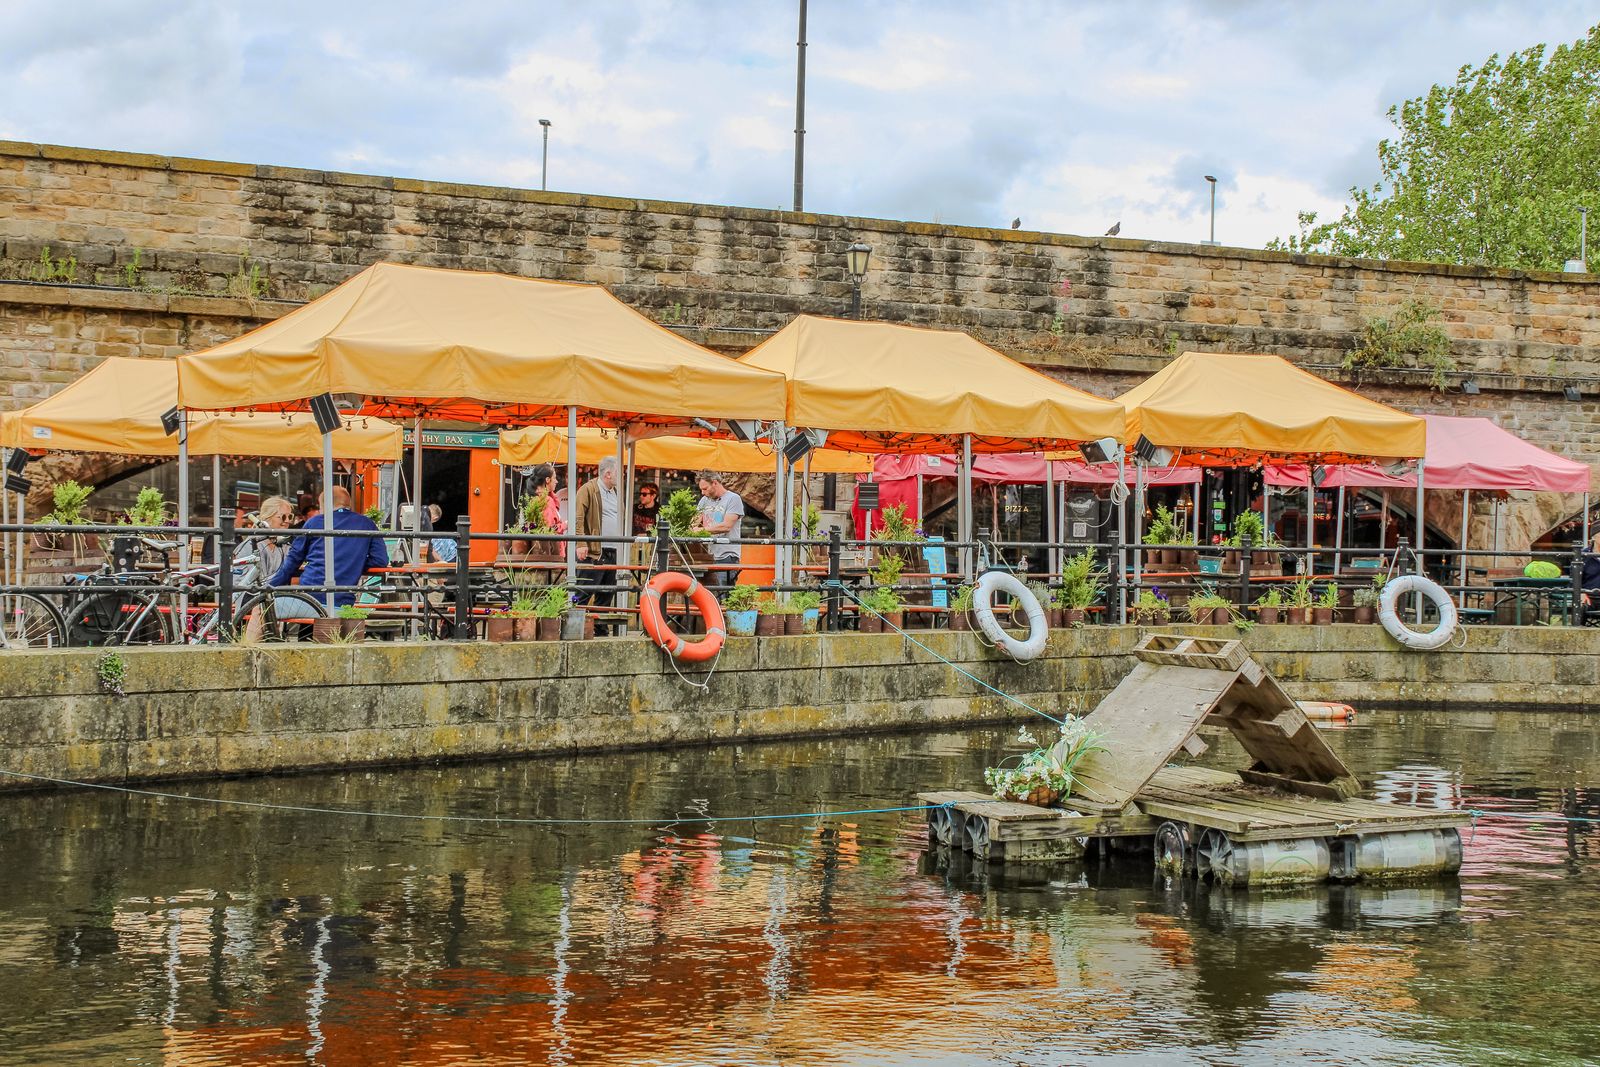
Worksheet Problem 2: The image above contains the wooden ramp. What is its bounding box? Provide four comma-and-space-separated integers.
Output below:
922, 635, 1466, 885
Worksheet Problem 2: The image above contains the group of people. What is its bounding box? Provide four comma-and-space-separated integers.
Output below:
247, 466, 747, 623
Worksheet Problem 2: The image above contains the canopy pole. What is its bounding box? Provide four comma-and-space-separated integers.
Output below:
1045, 459, 1057, 582
1458, 488, 1470, 608
617, 427, 631, 612
177, 410, 190, 568
1306, 480, 1315, 576
774, 435, 787, 591
212, 454, 223, 525
1116, 452, 1127, 623
1584, 492, 1591, 548
411, 417, 424, 565
1, 450, 10, 587
1132, 460, 1144, 589
960, 434, 973, 579
915, 473, 923, 535
1413, 458, 1426, 622
566, 406, 579, 587
1333, 486, 1345, 576
624, 438, 636, 615
322, 426, 336, 612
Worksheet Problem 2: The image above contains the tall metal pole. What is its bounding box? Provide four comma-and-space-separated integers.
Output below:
1209, 181, 1216, 244
322, 428, 336, 612
540, 120, 551, 191
1458, 489, 1470, 608
177, 410, 190, 567
566, 405, 579, 586
793, 0, 807, 212
1333, 485, 1345, 576
1045, 459, 1057, 580
1116, 452, 1128, 623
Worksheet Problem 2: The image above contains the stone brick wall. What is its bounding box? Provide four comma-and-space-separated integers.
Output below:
0, 625, 1589, 792
3, 139, 1599, 542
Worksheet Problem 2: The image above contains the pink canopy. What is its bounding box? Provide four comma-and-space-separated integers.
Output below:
874, 454, 1199, 485
1265, 414, 1591, 493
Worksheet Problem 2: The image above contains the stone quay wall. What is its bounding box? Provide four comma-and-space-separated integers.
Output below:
3, 139, 1599, 540
0, 625, 1593, 793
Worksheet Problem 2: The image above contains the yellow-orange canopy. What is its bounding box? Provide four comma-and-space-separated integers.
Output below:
735, 315, 1124, 453
0, 357, 402, 459
1118, 352, 1426, 464
174, 262, 788, 427
498, 426, 872, 474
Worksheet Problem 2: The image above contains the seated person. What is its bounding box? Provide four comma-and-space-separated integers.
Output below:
1582, 533, 1600, 606
270, 486, 389, 610
427, 503, 458, 563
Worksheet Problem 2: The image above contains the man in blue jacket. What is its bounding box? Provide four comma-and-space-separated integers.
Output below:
270, 485, 388, 608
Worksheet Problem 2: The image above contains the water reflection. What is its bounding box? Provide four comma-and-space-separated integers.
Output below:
0, 713, 1594, 1065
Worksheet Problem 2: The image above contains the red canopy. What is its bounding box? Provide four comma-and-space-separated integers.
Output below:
1266, 414, 1591, 493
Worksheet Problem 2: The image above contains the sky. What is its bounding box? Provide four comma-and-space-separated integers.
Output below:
2, 1, 1597, 248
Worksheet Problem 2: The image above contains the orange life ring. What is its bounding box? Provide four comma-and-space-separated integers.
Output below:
641, 571, 725, 663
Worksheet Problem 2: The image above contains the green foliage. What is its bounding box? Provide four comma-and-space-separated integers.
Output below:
869, 551, 904, 590
791, 502, 821, 540
983, 719, 1106, 804
122, 486, 170, 527
28, 245, 78, 283
225, 259, 269, 299
1057, 548, 1105, 609
790, 589, 821, 613
1316, 583, 1340, 610
335, 605, 372, 620
657, 488, 702, 537
1133, 589, 1170, 621
723, 583, 760, 612
950, 584, 975, 612
121, 248, 144, 288
1288, 577, 1315, 608
1353, 573, 1389, 608
1270, 26, 1600, 271
1186, 588, 1231, 623
1143, 504, 1178, 545
512, 490, 554, 534
95, 650, 127, 698
872, 503, 922, 562
363, 504, 387, 526
1342, 300, 1455, 388
43, 481, 92, 525
534, 585, 570, 618
858, 586, 901, 613
507, 593, 538, 617
1255, 587, 1285, 608
1225, 510, 1273, 548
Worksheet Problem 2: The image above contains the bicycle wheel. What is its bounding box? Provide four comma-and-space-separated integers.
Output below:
233, 590, 327, 642
0, 592, 68, 649
65, 590, 173, 646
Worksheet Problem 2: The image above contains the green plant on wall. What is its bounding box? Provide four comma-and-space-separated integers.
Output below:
95, 650, 127, 698
225, 259, 270, 299
1343, 299, 1455, 389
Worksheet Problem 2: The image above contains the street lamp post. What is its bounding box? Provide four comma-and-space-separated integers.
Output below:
539, 119, 552, 191
1567, 207, 1588, 272
846, 242, 872, 318
1203, 175, 1218, 245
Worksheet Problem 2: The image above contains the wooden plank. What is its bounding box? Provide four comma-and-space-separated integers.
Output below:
1133, 797, 1260, 834
1238, 768, 1362, 801
1133, 634, 1250, 670
1149, 765, 1243, 792
1138, 786, 1337, 830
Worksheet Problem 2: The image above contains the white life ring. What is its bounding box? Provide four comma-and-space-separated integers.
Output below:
1378, 573, 1458, 651
973, 570, 1049, 661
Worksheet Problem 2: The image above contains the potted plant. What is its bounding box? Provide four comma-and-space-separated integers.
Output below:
1029, 580, 1059, 628
1254, 587, 1284, 625
1351, 576, 1383, 624
1142, 504, 1179, 567
755, 596, 785, 636
1175, 530, 1199, 572
530, 585, 567, 640
122, 486, 172, 529
1285, 577, 1314, 624
792, 589, 822, 634
792, 503, 824, 562
780, 598, 804, 635
484, 609, 516, 643
337, 604, 371, 642
1186, 589, 1231, 626
507, 490, 561, 560
363, 503, 388, 527
983, 719, 1106, 807
1133, 589, 1170, 626
864, 553, 905, 630
724, 583, 759, 637
657, 487, 715, 563
948, 584, 975, 630
871, 502, 922, 565
1057, 548, 1104, 626
507, 593, 539, 640
1312, 582, 1339, 625
33, 480, 95, 553
857, 587, 901, 632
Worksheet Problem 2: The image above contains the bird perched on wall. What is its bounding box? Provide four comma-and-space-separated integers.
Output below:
1011, 217, 1021, 229
1105, 222, 1121, 236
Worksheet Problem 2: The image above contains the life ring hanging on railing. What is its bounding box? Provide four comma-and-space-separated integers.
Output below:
1377, 573, 1458, 651
973, 570, 1049, 661
641, 571, 725, 663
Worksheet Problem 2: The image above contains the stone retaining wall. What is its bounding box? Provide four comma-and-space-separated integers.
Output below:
1, 625, 1593, 791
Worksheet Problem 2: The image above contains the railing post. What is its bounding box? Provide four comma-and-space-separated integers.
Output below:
825, 526, 842, 632
216, 509, 236, 637
1109, 524, 1125, 624
654, 522, 671, 576
1570, 539, 1586, 627
454, 515, 473, 639
1239, 533, 1253, 614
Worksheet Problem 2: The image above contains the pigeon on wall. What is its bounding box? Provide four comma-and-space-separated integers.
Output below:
1105, 222, 1121, 236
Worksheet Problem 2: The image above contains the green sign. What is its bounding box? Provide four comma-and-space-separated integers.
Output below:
400, 429, 500, 449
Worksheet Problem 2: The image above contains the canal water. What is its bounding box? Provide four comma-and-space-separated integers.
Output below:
0, 709, 1596, 1066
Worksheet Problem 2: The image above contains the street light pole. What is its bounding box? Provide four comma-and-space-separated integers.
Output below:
1204, 174, 1217, 245
539, 119, 552, 191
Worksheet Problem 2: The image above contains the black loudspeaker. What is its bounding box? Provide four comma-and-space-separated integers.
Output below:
309, 393, 341, 435
160, 406, 182, 436
1079, 437, 1120, 465
856, 481, 881, 511
5, 449, 29, 474
725, 419, 759, 442
4, 473, 30, 494
781, 431, 813, 466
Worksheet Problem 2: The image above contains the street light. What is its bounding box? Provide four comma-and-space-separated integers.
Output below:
846, 242, 872, 318
1565, 206, 1587, 273
1203, 175, 1218, 246
539, 119, 552, 191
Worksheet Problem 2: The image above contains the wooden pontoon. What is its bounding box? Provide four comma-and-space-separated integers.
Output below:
920, 635, 1466, 886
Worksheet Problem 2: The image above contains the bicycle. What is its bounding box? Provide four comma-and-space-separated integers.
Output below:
184, 550, 328, 643
0, 591, 68, 649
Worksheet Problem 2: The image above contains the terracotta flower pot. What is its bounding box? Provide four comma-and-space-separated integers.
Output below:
1353, 605, 1376, 624
756, 614, 783, 636
1179, 549, 1199, 571
1257, 606, 1280, 625
882, 611, 904, 631
1285, 607, 1309, 625
949, 611, 970, 631
1208, 606, 1232, 625
1065, 607, 1086, 627
485, 617, 516, 643
537, 617, 562, 641
312, 618, 343, 644
1312, 607, 1334, 625
784, 613, 804, 635
514, 617, 538, 641
859, 613, 882, 634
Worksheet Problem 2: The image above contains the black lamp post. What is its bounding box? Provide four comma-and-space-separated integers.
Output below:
846, 242, 872, 318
